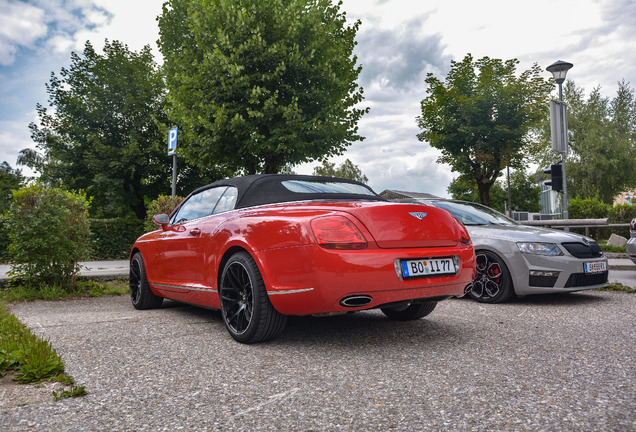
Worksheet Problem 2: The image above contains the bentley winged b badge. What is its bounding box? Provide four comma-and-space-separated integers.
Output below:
409, 212, 428, 221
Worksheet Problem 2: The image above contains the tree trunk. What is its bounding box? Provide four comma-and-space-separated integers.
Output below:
129, 171, 147, 220
477, 180, 492, 207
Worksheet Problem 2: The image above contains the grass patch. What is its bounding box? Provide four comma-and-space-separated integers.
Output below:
600, 244, 627, 253
598, 240, 627, 253
0, 301, 64, 383
52, 385, 87, 401
598, 282, 636, 293
1, 278, 129, 303
0, 278, 129, 402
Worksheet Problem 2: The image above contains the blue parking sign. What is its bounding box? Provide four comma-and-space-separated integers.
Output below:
168, 127, 178, 155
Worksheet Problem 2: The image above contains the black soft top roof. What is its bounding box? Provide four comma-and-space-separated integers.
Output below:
189, 174, 386, 209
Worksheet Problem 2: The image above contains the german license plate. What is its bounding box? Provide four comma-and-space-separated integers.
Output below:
584, 261, 607, 273
401, 257, 456, 278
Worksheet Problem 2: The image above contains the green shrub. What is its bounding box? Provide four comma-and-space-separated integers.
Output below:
567, 197, 611, 239
567, 197, 611, 219
5, 184, 90, 288
89, 218, 145, 260
567, 198, 635, 240
0, 217, 10, 262
145, 195, 184, 232
607, 204, 636, 238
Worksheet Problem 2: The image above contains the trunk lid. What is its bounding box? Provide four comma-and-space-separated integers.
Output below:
344, 203, 461, 248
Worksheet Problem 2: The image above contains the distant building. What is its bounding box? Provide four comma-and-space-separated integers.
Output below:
379, 190, 441, 200
540, 182, 562, 219
614, 190, 636, 206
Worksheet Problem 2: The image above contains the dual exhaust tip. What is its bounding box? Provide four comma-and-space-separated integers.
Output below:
339, 295, 373, 308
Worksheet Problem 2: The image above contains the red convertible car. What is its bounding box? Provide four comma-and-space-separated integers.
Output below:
130, 175, 475, 343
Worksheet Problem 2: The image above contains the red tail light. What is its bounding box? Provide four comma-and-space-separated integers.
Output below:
631, 218, 636, 232
311, 216, 368, 250
454, 218, 472, 246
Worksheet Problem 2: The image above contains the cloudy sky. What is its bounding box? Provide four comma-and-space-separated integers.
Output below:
1, 0, 635, 197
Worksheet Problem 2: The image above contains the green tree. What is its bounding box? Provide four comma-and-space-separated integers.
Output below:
158, 0, 367, 175
23, 40, 218, 219
312, 158, 368, 183
5, 184, 91, 288
504, 169, 542, 213
448, 169, 541, 213
417, 54, 552, 207
562, 80, 636, 204
0, 162, 25, 213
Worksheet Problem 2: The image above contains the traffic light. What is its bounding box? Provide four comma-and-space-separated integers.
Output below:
543, 163, 563, 192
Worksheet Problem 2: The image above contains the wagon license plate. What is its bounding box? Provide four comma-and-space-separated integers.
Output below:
584, 261, 607, 273
401, 257, 456, 278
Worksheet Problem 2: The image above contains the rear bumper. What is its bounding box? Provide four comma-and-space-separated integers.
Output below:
627, 237, 636, 264
255, 244, 475, 316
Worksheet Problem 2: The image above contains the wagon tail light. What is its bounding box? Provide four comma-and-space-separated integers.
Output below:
311, 216, 368, 250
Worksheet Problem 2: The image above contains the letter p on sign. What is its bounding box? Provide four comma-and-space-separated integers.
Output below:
168, 127, 178, 155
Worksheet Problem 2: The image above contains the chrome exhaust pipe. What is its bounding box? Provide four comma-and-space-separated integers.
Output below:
340, 295, 373, 307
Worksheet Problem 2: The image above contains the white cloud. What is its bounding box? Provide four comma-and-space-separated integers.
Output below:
0, 0, 47, 65
77, 0, 163, 55
0, 116, 37, 176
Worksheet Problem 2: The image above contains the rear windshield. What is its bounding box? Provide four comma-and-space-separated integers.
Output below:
281, 180, 376, 196
430, 200, 517, 226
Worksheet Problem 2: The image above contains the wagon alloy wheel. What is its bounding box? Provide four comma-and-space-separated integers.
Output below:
381, 301, 437, 321
129, 252, 163, 310
468, 250, 514, 303
220, 252, 287, 343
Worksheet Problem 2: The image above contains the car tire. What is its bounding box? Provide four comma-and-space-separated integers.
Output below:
129, 252, 164, 310
381, 301, 437, 321
468, 250, 514, 304
220, 252, 287, 344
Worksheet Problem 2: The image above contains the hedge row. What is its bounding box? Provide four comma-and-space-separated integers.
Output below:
567, 199, 636, 240
88, 219, 147, 260
0, 218, 148, 262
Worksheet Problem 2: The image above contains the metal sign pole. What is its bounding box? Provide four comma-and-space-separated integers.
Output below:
168, 126, 178, 198
172, 154, 177, 198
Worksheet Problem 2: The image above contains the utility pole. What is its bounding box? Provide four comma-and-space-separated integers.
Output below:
546, 60, 573, 231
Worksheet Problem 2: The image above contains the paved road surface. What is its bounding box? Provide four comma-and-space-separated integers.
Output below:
2, 291, 634, 431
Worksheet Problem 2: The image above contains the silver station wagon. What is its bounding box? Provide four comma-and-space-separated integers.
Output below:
394, 199, 609, 303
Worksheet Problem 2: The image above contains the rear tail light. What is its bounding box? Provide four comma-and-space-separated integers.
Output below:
311, 216, 368, 250
631, 218, 636, 232
454, 218, 472, 246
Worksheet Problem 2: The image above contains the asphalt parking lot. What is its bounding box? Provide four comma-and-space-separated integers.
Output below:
2, 290, 635, 431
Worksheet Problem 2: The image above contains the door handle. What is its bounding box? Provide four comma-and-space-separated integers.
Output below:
189, 228, 201, 237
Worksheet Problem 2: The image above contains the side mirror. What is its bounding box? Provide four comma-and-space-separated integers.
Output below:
152, 212, 170, 228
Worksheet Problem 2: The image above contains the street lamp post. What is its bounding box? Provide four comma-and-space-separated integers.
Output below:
546, 60, 573, 229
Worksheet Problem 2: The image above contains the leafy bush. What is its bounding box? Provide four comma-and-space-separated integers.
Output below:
5, 184, 91, 287
145, 195, 184, 232
567, 197, 611, 219
0, 217, 10, 262
567, 197, 611, 239
89, 218, 145, 260
567, 198, 635, 240
607, 204, 636, 238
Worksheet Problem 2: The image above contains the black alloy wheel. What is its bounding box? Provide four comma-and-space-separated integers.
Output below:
129, 252, 163, 310
219, 252, 287, 343
467, 250, 514, 303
